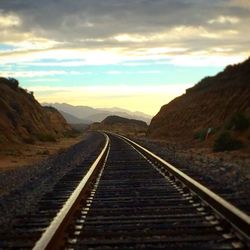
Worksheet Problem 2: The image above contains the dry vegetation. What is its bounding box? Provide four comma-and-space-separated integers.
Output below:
0, 134, 85, 171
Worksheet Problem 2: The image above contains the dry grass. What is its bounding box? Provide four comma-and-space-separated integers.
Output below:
0, 134, 86, 171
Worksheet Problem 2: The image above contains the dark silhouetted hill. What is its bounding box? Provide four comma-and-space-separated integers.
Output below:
89, 115, 148, 136
147, 58, 250, 148
0, 78, 72, 144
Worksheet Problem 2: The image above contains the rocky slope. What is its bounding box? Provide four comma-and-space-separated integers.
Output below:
89, 115, 148, 136
0, 77, 72, 144
147, 58, 250, 146
43, 106, 72, 134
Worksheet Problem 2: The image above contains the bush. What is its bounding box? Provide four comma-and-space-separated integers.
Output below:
194, 128, 215, 141
226, 112, 249, 131
36, 133, 57, 142
10, 102, 22, 114
23, 137, 35, 144
63, 129, 81, 138
194, 129, 207, 141
57, 148, 67, 154
213, 132, 243, 152
7, 78, 19, 89
0, 134, 6, 143
36, 149, 50, 155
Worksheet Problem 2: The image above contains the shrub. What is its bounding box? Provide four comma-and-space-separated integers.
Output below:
10, 102, 22, 114
36, 133, 57, 142
42, 149, 49, 155
37, 149, 50, 155
23, 137, 35, 144
194, 129, 207, 141
0, 134, 6, 143
63, 129, 81, 138
194, 128, 215, 141
213, 132, 243, 152
7, 78, 19, 89
57, 148, 67, 154
226, 112, 249, 131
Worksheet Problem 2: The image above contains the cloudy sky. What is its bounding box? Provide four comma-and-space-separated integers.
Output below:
0, 0, 249, 115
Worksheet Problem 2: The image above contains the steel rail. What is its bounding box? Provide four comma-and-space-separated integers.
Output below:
33, 133, 110, 250
115, 133, 250, 242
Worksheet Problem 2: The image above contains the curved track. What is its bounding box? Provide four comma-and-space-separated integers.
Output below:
3, 132, 250, 249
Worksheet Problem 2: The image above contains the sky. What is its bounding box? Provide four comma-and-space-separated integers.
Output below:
0, 0, 249, 115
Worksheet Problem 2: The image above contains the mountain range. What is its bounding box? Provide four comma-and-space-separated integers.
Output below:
42, 103, 152, 124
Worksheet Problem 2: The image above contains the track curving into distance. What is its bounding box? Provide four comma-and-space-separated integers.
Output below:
3, 132, 249, 249
38, 132, 249, 250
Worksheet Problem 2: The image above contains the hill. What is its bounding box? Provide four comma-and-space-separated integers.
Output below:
147, 58, 250, 150
0, 77, 72, 144
43, 103, 152, 124
58, 110, 90, 124
89, 115, 148, 136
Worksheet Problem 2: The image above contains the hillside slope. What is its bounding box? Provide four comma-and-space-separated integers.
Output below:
89, 115, 148, 136
0, 78, 72, 144
147, 58, 250, 144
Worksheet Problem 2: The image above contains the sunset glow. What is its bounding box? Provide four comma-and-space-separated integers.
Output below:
1, 0, 249, 114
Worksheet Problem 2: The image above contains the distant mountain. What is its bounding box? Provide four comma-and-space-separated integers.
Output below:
84, 112, 112, 123
89, 115, 148, 136
42, 103, 96, 120
147, 58, 250, 144
59, 110, 91, 124
42, 103, 152, 124
0, 78, 72, 144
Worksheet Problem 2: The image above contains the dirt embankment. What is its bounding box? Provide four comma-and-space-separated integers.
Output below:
0, 77, 72, 145
147, 58, 250, 153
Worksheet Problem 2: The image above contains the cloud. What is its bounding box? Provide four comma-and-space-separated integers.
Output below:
0, 0, 249, 67
208, 16, 240, 24
0, 10, 21, 27
167, 54, 246, 67
25, 78, 60, 82
1, 70, 82, 78
229, 0, 250, 9
21, 60, 88, 67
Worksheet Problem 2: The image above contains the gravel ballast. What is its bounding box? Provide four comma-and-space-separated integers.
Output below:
0, 132, 249, 240
133, 137, 250, 215
0, 132, 105, 234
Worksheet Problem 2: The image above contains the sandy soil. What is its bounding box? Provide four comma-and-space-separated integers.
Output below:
0, 134, 86, 171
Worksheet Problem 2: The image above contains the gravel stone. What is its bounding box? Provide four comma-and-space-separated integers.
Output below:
0, 132, 105, 233
133, 137, 250, 214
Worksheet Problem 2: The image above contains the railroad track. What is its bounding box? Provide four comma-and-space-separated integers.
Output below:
2, 132, 250, 249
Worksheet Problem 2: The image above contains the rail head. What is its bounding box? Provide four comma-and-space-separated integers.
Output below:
114, 133, 250, 241
33, 133, 110, 250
